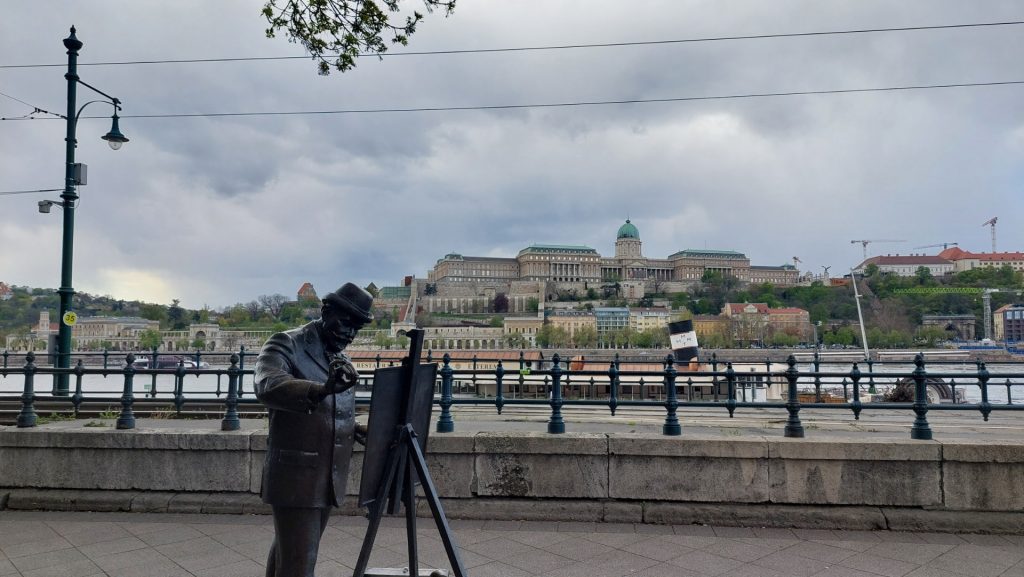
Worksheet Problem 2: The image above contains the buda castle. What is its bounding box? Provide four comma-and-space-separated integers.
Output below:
427, 219, 798, 292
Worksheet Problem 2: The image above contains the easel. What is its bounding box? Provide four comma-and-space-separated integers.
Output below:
353, 329, 467, 577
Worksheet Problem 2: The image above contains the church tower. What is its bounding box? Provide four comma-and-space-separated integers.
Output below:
614, 219, 642, 259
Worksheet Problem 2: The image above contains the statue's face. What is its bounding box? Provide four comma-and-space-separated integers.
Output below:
321, 306, 363, 353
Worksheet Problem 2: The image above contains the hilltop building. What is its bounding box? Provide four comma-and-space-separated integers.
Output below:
852, 255, 954, 277
427, 219, 798, 292
938, 247, 1024, 273
296, 282, 318, 302
0, 282, 12, 301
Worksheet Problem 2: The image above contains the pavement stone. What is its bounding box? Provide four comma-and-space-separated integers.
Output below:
0, 510, 1020, 576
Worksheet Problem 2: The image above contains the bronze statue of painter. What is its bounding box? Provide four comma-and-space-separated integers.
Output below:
255, 282, 374, 577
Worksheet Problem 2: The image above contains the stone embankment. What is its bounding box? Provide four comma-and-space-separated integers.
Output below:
2, 422, 1023, 533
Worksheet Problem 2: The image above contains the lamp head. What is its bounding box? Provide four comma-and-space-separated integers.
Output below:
38, 200, 54, 214
101, 112, 128, 150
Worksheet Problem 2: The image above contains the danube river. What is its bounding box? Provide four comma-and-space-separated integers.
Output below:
2, 356, 1022, 405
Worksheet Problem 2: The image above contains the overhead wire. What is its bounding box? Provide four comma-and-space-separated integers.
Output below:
0, 90, 64, 119
0, 189, 63, 196
0, 20, 1022, 69
1, 79, 1020, 121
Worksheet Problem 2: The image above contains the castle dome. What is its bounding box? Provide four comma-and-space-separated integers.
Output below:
616, 219, 640, 239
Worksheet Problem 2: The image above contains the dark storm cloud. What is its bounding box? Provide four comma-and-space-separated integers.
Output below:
3, 0, 1024, 307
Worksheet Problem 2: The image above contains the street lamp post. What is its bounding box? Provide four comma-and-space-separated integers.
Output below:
53, 26, 128, 394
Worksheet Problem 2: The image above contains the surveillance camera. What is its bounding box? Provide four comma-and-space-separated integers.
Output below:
38, 200, 52, 214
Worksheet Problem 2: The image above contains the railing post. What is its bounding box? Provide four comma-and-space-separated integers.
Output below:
784, 354, 804, 438
2, 349, 8, 370
725, 363, 737, 418
149, 346, 158, 396
117, 353, 137, 430
471, 354, 478, 395
910, 353, 932, 440
977, 360, 992, 422
517, 350, 525, 398
547, 353, 565, 434
662, 354, 681, 436
849, 363, 862, 420
813, 350, 822, 402
72, 359, 85, 416
16, 351, 37, 428
174, 360, 186, 415
608, 359, 619, 415
222, 353, 241, 431
867, 358, 877, 394
436, 353, 454, 433
495, 360, 505, 414
101, 349, 109, 370
711, 352, 720, 401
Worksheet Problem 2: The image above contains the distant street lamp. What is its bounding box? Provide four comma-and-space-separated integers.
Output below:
50, 26, 128, 394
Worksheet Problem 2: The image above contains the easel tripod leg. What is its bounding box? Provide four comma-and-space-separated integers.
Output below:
353, 440, 403, 577
404, 461, 419, 577
408, 430, 467, 577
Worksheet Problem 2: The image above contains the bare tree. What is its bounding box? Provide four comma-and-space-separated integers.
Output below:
258, 294, 290, 319
245, 300, 262, 322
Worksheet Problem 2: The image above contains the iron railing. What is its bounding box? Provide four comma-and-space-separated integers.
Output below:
2, 349, 1024, 440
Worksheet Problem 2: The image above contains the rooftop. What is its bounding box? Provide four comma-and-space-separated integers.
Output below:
669, 249, 747, 259
519, 244, 598, 255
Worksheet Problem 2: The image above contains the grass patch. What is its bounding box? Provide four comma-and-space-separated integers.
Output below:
97, 408, 120, 420
36, 412, 76, 424
149, 406, 180, 419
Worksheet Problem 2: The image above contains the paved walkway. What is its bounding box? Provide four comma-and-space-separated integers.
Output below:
1, 511, 1022, 577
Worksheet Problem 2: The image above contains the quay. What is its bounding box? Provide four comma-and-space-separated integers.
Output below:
4, 408, 1024, 575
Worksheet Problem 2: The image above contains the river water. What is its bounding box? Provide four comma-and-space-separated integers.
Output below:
2, 359, 1021, 405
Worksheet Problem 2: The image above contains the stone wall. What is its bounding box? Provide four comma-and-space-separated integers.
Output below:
1, 428, 1023, 532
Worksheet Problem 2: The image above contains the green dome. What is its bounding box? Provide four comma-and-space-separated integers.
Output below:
617, 219, 640, 239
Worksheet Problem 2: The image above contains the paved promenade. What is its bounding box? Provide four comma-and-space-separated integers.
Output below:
1, 510, 1023, 577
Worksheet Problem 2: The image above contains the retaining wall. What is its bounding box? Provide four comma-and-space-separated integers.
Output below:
1, 427, 1023, 533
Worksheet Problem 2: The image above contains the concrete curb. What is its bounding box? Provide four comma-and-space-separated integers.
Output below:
3, 489, 1023, 534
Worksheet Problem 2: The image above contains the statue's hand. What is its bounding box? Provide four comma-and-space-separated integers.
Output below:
325, 354, 359, 394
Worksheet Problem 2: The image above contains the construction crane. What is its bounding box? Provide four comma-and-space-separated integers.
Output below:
850, 239, 906, 260
982, 217, 998, 253
913, 242, 958, 251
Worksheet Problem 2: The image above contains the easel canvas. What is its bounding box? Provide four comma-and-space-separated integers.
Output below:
359, 362, 436, 508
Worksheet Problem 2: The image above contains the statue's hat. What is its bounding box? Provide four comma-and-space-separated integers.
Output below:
324, 282, 374, 324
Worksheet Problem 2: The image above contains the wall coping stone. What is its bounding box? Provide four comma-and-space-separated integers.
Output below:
474, 431, 607, 455
609, 435, 767, 458
942, 440, 1024, 462
0, 428, 255, 451
769, 437, 941, 461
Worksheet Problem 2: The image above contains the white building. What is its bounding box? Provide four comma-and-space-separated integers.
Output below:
853, 255, 954, 277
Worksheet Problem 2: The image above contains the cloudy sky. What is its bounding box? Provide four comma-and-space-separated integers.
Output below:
2, 1, 1023, 309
